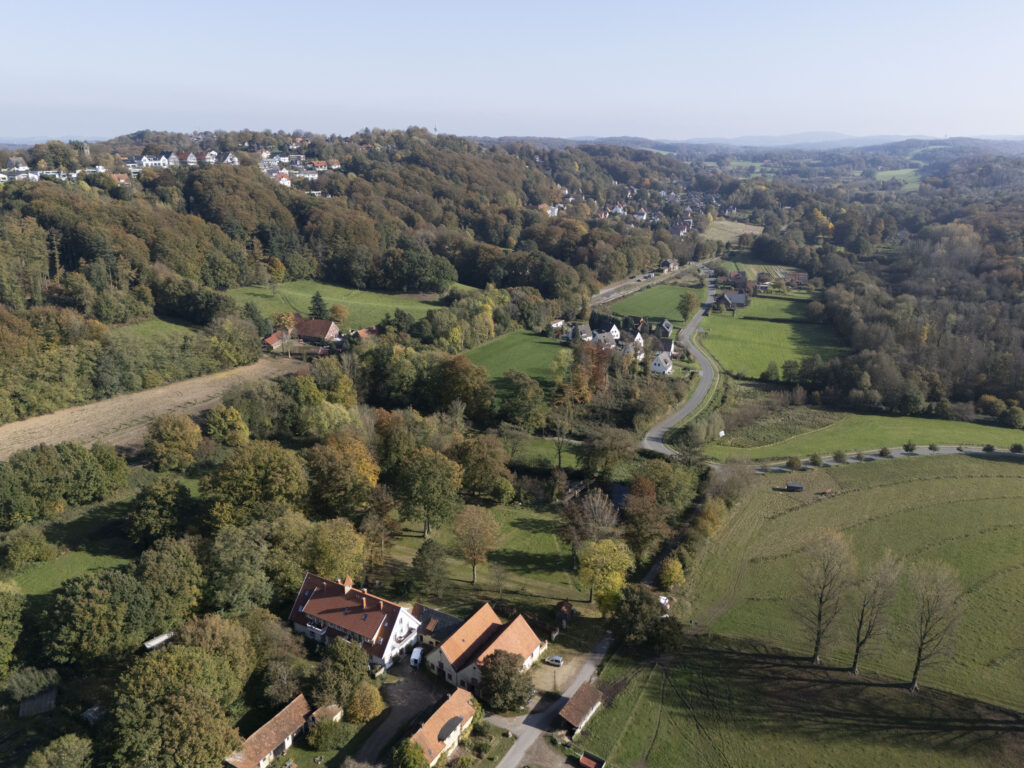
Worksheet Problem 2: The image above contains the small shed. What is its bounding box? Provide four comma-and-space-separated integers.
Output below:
786, 482, 804, 493
19, 687, 57, 718
559, 682, 603, 736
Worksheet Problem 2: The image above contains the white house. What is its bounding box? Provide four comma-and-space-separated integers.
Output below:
275, 173, 291, 187
651, 351, 673, 375
288, 574, 419, 669
222, 151, 240, 165
0, 174, 7, 183
6, 157, 28, 172
204, 149, 219, 164
161, 152, 179, 167
139, 155, 168, 168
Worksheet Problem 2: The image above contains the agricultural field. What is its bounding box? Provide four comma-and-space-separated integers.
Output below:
705, 411, 1024, 461
700, 295, 847, 378
465, 330, 564, 391
226, 279, 447, 330
575, 645, 1022, 768
702, 219, 764, 242
685, 455, 1024, 711
608, 283, 705, 324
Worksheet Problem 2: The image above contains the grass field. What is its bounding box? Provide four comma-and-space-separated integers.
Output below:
227, 280, 447, 330
575, 644, 1022, 767
705, 412, 1024, 461
685, 455, 1024, 711
701, 296, 846, 378
109, 317, 196, 343
465, 330, 564, 392
702, 219, 764, 243
876, 168, 921, 191
608, 283, 705, 324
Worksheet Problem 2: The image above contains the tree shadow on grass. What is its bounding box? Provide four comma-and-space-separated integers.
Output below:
507, 517, 562, 536
659, 636, 1024, 762
489, 549, 570, 576
46, 500, 137, 558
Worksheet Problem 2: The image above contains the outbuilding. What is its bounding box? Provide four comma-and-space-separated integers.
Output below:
786, 482, 804, 492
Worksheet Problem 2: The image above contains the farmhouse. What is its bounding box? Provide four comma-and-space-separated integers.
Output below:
425, 603, 545, 693
651, 351, 673, 375
716, 292, 748, 310
289, 574, 419, 668
558, 682, 603, 736
262, 331, 284, 351
224, 693, 341, 768
292, 316, 340, 344
410, 688, 478, 767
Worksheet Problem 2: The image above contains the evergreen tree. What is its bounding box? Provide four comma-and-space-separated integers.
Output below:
309, 291, 329, 320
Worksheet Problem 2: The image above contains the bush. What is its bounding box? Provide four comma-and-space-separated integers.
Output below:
307, 719, 348, 750
809, 453, 823, 467
1, 525, 58, 570
855, 451, 865, 462
785, 456, 802, 471
832, 450, 846, 464
1010, 443, 1023, 453
928, 443, 939, 452
4, 666, 60, 701
903, 441, 916, 454
879, 446, 891, 457
983, 444, 996, 452
659, 558, 685, 590
346, 680, 385, 723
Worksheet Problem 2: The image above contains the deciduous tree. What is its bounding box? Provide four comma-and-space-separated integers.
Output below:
578, 538, 634, 604
204, 404, 250, 446
452, 505, 501, 584
306, 436, 380, 519
24, 734, 91, 768
794, 530, 852, 664
479, 649, 532, 711
0, 581, 23, 681
850, 551, 902, 675
907, 561, 961, 691
347, 680, 385, 723
394, 447, 463, 536
145, 413, 201, 471
137, 537, 203, 633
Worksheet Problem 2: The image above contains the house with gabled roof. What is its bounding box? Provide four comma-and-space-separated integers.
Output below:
655, 318, 674, 338
651, 351, 673, 375
225, 693, 341, 768
293, 317, 340, 344
425, 603, 545, 693
288, 574, 419, 668
410, 688, 478, 767
412, 604, 464, 648
558, 682, 603, 736
716, 291, 748, 310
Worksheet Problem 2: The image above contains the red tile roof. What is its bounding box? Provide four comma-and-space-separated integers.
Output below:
559, 682, 602, 729
411, 688, 476, 764
293, 317, 338, 341
289, 573, 408, 660
225, 693, 311, 768
475, 614, 542, 666
439, 603, 503, 671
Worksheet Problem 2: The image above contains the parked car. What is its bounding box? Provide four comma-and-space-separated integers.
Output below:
546, 656, 564, 667
410, 647, 423, 668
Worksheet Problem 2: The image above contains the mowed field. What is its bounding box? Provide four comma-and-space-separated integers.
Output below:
108, 316, 197, 343
226, 279, 447, 330
702, 219, 764, 242
465, 330, 564, 392
706, 411, 1024, 461
608, 283, 705, 324
686, 455, 1024, 711
701, 295, 846, 377
575, 646, 1023, 768
876, 167, 922, 191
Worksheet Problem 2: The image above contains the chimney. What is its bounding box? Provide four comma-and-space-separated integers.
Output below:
362, 597, 367, 609
378, 599, 383, 611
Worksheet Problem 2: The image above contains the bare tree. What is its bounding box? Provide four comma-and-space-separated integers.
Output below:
850, 550, 902, 675
907, 561, 961, 692
794, 530, 852, 664
561, 489, 619, 554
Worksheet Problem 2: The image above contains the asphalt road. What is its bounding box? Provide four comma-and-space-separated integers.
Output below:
640, 269, 718, 455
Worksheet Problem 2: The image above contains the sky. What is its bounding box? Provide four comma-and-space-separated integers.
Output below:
5, 0, 1024, 142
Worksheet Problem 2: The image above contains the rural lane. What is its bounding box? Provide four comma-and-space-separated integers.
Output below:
488, 631, 615, 768
641, 269, 718, 455
0, 356, 304, 460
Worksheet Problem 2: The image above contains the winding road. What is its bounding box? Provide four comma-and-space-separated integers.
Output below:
641, 268, 719, 455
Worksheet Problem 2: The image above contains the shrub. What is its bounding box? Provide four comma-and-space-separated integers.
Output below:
346, 681, 385, 723
1010, 443, 1023, 454
1, 525, 58, 570
879, 446, 891, 457
4, 666, 59, 701
855, 451, 865, 462
928, 443, 939, 452
659, 558, 685, 590
832, 450, 846, 464
983, 444, 996, 452
307, 720, 347, 750
785, 456, 802, 471
903, 441, 916, 454
809, 453, 823, 467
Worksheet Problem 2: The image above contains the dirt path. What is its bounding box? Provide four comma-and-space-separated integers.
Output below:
0, 356, 304, 460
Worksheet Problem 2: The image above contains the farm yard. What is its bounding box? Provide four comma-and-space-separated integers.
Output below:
685, 455, 1024, 712
700, 295, 847, 378
574, 644, 1023, 768
226, 279, 451, 330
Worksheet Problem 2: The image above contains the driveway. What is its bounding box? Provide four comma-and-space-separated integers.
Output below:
489, 632, 615, 768
641, 270, 718, 455
353, 659, 449, 766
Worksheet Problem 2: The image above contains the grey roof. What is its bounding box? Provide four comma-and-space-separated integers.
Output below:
412, 604, 464, 644
721, 292, 748, 307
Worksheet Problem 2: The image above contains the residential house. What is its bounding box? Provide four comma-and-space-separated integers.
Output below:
412, 604, 464, 649
785, 271, 809, 289
558, 682, 603, 736
6, 156, 28, 172
328, 158, 341, 170
572, 323, 593, 343
0, 173, 7, 183
660, 258, 679, 272
651, 351, 673, 375
618, 341, 644, 362
310, 160, 328, 172
262, 331, 284, 351
139, 154, 168, 168
275, 173, 291, 187
425, 603, 546, 694
293, 317, 340, 344
289, 574, 420, 668
225, 694, 343, 768
204, 150, 219, 164
111, 173, 130, 186
592, 331, 617, 350
161, 152, 179, 167
648, 335, 675, 358
178, 151, 199, 166
410, 688, 477, 767
655, 318, 674, 338
222, 152, 240, 165
594, 322, 620, 341
716, 292, 748, 310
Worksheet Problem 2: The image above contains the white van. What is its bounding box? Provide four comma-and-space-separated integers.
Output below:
410, 647, 423, 669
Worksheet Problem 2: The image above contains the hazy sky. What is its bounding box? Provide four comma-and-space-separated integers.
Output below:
6, 0, 1023, 141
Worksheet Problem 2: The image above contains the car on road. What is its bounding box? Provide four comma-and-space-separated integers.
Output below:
546, 655, 564, 667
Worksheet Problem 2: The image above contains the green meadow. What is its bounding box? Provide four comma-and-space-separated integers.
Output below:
608, 283, 705, 324
465, 330, 564, 392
